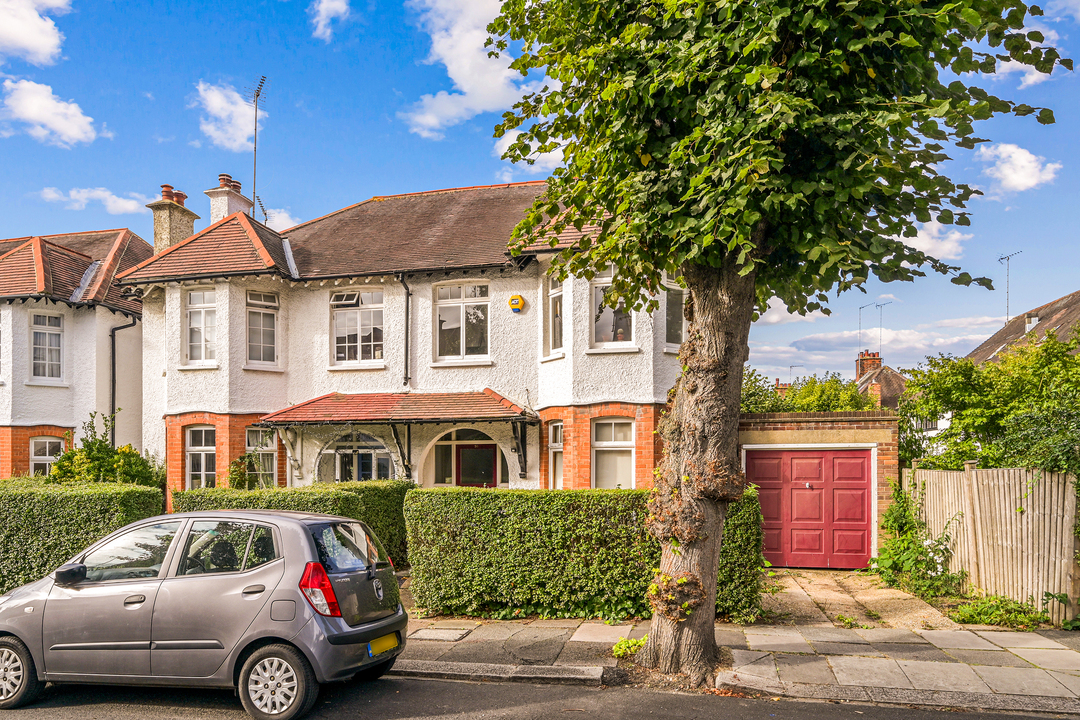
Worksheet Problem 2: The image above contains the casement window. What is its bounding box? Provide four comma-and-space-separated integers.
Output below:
665, 276, 687, 347
245, 428, 277, 487
549, 421, 564, 490
247, 291, 278, 364
592, 418, 634, 489
331, 290, 384, 363
433, 429, 509, 486
30, 313, 62, 379
590, 267, 633, 346
186, 426, 216, 489
186, 290, 216, 363
30, 436, 63, 476
319, 432, 394, 481
548, 277, 564, 352
435, 284, 489, 359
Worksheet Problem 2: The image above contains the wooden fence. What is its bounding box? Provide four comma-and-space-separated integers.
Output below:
902, 465, 1080, 625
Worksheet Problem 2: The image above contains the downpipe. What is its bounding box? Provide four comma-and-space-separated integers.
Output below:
110, 316, 138, 447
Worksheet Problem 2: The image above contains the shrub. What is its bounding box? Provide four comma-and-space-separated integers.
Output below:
0, 479, 162, 593
172, 480, 414, 565
404, 487, 764, 621
716, 486, 766, 623
949, 595, 1049, 630
50, 413, 158, 488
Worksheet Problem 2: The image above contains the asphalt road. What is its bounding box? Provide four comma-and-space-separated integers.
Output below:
0, 677, 1073, 720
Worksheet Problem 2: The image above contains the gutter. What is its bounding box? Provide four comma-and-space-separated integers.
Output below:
397, 273, 411, 387
110, 317, 139, 447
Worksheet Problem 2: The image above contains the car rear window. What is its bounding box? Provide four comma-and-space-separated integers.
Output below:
310, 522, 388, 574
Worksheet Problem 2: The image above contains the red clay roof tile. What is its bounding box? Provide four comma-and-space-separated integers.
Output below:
259, 389, 537, 425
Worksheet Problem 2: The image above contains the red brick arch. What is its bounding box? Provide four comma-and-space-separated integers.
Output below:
0, 425, 74, 478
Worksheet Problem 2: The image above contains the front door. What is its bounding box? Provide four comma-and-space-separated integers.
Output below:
748, 449, 872, 569
42, 521, 183, 676
456, 444, 497, 487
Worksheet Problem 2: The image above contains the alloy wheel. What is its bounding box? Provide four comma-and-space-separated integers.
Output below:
247, 656, 298, 715
0, 648, 24, 701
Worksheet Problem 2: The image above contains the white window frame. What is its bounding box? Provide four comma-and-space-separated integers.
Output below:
589, 267, 634, 348
664, 274, 687, 350
30, 312, 63, 380
548, 421, 564, 490
246, 291, 279, 366
591, 418, 635, 489
245, 427, 277, 487
330, 289, 385, 365
29, 436, 63, 476
319, 432, 395, 481
548, 277, 564, 353
185, 289, 217, 364
434, 283, 490, 360
186, 425, 217, 489
433, 429, 509, 486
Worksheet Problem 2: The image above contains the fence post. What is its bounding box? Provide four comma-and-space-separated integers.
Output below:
1068, 474, 1080, 622
962, 460, 982, 590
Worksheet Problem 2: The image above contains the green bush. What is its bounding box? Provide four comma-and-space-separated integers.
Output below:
172, 480, 414, 565
404, 487, 765, 621
716, 486, 766, 623
0, 479, 162, 593
949, 595, 1049, 629
50, 413, 159, 488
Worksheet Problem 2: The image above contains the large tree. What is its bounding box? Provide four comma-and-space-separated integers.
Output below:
489, 0, 1067, 683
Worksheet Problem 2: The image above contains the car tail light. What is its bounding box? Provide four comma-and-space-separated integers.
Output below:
388, 555, 395, 570
299, 562, 341, 617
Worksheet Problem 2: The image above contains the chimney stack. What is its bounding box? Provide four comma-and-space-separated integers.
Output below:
855, 350, 883, 381
146, 184, 200, 254
204, 172, 254, 224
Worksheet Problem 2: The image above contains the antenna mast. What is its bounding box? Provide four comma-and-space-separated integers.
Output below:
256, 196, 269, 224
858, 302, 875, 350
875, 301, 893, 354
789, 364, 804, 384
998, 251, 1021, 326
246, 76, 268, 218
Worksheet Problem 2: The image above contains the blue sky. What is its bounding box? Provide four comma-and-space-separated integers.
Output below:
1, 0, 1077, 382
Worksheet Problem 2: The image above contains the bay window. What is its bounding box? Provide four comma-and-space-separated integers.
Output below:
31, 313, 62, 379
245, 428, 277, 488
435, 284, 489, 359
591, 267, 632, 346
549, 421, 564, 490
548, 277, 563, 352
592, 418, 634, 489
186, 290, 216, 363
247, 291, 278, 364
30, 436, 63, 476
187, 426, 216, 489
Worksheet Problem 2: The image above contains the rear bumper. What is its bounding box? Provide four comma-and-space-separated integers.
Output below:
292, 605, 408, 683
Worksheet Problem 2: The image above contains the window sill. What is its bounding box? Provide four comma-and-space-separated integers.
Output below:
243, 365, 286, 373
585, 346, 641, 355
540, 352, 565, 364
24, 380, 69, 388
430, 359, 494, 368
328, 362, 386, 371
178, 364, 219, 371
663, 345, 681, 355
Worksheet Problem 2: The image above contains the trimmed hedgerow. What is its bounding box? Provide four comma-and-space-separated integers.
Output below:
404, 487, 765, 621
716, 485, 766, 623
172, 480, 414, 565
0, 478, 162, 593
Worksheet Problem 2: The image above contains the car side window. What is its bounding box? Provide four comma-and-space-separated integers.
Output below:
244, 525, 279, 570
82, 522, 182, 582
179, 521, 254, 575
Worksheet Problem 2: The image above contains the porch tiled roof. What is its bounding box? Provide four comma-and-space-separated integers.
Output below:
259, 389, 537, 425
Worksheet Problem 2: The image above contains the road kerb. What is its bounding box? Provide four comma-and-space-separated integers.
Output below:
390, 659, 603, 686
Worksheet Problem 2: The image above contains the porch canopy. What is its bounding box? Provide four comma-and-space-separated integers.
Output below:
257, 388, 538, 482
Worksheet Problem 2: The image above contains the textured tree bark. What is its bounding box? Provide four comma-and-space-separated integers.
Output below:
636, 258, 758, 686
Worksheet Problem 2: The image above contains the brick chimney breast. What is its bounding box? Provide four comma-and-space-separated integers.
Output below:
145, 184, 200, 254
205, 173, 253, 224
855, 350, 884, 381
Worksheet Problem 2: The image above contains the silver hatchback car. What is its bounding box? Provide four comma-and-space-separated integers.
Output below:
0, 510, 407, 720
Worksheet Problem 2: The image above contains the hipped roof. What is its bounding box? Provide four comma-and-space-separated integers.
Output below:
258, 389, 537, 425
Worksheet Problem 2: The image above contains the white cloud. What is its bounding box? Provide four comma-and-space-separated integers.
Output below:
1, 79, 98, 147
1049, 0, 1080, 20
905, 220, 971, 261
191, 81, 264, 152
757, 297, 826, 326
40, 186, 154, 214
492, 129, 563, 178
0, 0, 69, 66
265, 208, 300, 231
877, 293, 898, 302
400, 0, 544, 139
309, 0, 349, 41
976, 143, 1061, 193
920, 316, 1004, 330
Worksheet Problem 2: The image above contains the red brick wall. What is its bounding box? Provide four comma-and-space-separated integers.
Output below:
537, 403, 664, 490
0, 425, 74, 478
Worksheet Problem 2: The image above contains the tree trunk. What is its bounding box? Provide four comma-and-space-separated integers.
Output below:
636, 259, 757, 685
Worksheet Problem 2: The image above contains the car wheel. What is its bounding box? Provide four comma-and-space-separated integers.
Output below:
0, 636, 43, 710
354, 657, 395, 682
238, 644, 319, 720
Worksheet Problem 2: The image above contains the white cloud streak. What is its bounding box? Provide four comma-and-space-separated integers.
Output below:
1, 79, 98, 147
309, 0, 349, 41
0, 0, 69, 66
905, 221, 972, 261
40, 186, 154, 214
191, 81, 264, 152
976, 143, 1061, 193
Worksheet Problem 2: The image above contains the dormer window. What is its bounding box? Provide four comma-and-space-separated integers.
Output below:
332, 290, 383, 363
1025, 313, 1039, 333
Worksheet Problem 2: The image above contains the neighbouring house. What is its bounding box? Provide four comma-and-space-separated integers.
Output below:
116, 176, 681, 495
854, 350, 908, 411
0, 228, 151, 477
967, 288, 1080, 364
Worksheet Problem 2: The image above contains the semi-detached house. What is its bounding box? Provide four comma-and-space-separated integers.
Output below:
116, 176, 685, 496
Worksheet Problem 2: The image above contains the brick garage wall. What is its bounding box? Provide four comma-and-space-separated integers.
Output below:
538, 403, 664, 490
0, 425, 74, 478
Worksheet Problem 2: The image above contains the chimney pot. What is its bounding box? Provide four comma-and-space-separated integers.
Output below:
230, 180, 242, 191
204, 173, 253, 224
218, 173, 232, 188
160, 184, 174, 202
173, 190, 187, 207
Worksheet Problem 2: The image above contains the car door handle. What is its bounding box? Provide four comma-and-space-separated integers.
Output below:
124, 595, 146, 606
242, 585, 265, 595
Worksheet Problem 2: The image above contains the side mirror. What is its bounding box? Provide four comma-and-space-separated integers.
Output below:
55, 563, 87, 587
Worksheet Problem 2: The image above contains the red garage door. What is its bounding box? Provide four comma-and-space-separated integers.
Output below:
746, 449, 872, 569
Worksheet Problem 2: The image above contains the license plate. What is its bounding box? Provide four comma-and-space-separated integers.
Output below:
368, 633, 399, 657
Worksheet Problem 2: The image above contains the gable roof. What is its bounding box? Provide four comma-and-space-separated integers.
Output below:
856, 365, 907, 410
258, 388, 537, 425
966, 289, 1080, 364
0, 229, 151, 315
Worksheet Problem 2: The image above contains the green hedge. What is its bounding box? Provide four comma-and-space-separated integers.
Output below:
172, 480, 414, 565
716, 485, 766, 623
404, 487, 765, 621
0, 479, 163, 593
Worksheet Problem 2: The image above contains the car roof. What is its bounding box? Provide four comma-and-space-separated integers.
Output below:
141, 509, 360, 526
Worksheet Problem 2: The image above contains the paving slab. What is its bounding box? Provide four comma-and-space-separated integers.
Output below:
430, 619, 481, 629
783, 682, 871, 701
553, 642, 617, 668
828, 656, 913, 689
467, 623, 527, 641
775, 654, 836, 685
897, 659, 992, 693
741, 625, 801, 636
745, 633, 813, 654
759, 573, 832, 626
798, 627, 868, 644
409, 628, 473, 642
628, 623, 649, 640
530, 618, 582, 628
791, 572, 877, 627
855, 628, 928, 644
863, 686, 1080, 713
810, 642, 882, 657
735, 656, 780, 683
873, 643, 956, 663
1010, 647, 1080, 671
714, 629, 747, 649
399, 639, 454, 661
504, 628, 574, 665
972, 665, 1075, 697
437, 642, 518, 665
1038, 630, 1080, 652
946, 648, 1033, 667
1051, 671, 1080, 695
569, 623, 632, 643
834, 572, 958, 631
918, 629, 998, 650
730, 649, 769, 668
717, 669, 784, 695
978, 631, 1068, 650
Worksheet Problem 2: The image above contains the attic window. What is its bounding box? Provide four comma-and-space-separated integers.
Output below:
1025, 314, 1039, 333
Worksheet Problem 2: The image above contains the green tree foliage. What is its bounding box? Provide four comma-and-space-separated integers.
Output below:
490, 0, 1066, 679
50, 412, 157, 487
743, 368, 878, 412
